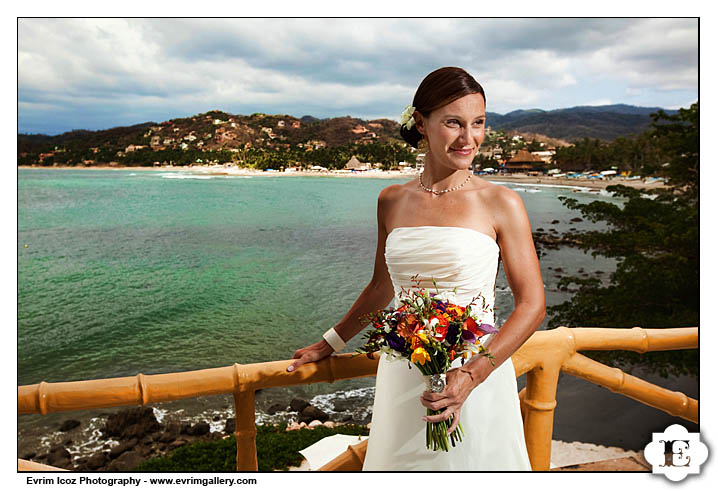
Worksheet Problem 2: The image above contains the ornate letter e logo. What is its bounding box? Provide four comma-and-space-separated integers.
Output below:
644, 424, 708, 482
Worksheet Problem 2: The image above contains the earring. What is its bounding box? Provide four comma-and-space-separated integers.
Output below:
417, 137, 429, 153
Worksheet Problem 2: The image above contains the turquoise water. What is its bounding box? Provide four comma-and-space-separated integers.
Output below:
18, 169, 617, 386
25, 168, 682, 456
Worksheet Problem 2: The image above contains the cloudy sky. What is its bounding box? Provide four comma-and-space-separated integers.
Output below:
18, 18, 698, 135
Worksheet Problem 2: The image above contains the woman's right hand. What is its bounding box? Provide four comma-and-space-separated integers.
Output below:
286, 339, 335, 372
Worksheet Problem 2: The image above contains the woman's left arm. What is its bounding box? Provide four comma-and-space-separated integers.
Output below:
421, 187, 545, 431
461, 186, 546, 384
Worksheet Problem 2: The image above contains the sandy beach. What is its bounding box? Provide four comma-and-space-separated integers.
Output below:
20, 165, 668, 191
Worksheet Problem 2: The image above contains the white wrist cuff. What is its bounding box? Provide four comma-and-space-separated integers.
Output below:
323, 327, 346, 352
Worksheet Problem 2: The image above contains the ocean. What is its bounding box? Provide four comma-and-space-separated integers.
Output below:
17, 168, 698, 459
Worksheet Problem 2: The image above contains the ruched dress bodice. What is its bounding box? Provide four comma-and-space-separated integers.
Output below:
385, 225, 501, 341
362, 225, 532, 471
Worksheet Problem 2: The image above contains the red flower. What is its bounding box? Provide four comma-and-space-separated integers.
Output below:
435, 323, 448, 342
463, 317, 480, 336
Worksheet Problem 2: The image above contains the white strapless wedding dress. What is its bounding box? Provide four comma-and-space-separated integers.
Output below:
361, 226, 532, 471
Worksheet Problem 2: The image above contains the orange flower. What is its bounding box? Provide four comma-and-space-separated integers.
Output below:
411, 347, 431, 365
397, 313, 421, 338
446, 305, 466, 318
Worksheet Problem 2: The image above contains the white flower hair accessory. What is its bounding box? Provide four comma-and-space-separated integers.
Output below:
399, 104, 416, 130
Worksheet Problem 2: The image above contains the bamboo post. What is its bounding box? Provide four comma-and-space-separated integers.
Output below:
521, 362, 561, 471
233, 389, 258, 471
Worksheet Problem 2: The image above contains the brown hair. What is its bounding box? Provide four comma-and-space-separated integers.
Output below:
400, 67, 486, 148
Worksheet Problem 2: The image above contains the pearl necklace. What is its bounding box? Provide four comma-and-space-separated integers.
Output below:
419, 171, 472, 195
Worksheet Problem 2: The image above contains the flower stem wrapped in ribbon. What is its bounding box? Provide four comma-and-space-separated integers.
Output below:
355, 274, 497, 452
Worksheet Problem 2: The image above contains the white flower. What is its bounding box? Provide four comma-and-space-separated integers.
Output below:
399, 105, 416, 130
444, 292, 458, 305
415, 297, 425, 309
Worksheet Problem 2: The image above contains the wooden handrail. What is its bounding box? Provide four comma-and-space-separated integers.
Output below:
18, 327, 698, 472
18, 353, 380, 415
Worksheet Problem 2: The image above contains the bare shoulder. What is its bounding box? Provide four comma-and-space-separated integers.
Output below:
489, 183, 523, 210
378, 180, 414, 204
482, 183, 529, 232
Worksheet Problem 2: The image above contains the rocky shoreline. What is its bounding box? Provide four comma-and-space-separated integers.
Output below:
19, 398, 359, 472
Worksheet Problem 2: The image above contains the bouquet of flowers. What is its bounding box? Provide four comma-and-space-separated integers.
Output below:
356, 274, 497, 452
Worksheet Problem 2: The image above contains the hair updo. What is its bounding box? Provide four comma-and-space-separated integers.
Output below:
399, 67, 486, 149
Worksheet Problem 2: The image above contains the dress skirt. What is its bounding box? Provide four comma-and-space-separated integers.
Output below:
361, 349, 532, 471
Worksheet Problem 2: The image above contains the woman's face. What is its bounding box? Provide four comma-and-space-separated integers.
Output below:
415, 93, 486, 171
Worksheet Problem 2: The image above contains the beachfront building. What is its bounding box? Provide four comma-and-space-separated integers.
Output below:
344, 156, 372, 171
504, 149, 546, 174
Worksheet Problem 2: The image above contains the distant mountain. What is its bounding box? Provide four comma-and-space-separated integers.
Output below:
18, 104, 686, 166
486, 104, 680, 141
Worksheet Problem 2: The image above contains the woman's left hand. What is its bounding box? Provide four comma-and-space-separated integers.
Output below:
419, 357, 493, 434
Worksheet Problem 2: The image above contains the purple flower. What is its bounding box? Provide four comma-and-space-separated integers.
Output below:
386, 331, 408, 352
461, 330, 476, 344
478, 323, 498, 334
446, 322, 461, 345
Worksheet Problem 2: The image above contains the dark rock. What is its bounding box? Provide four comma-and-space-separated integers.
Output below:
109, 438, 138, 459
551, 219, 560, 224
535, 227, 544, 232
21, 452, 36, 460
301, 405, 329, 422
289, 399, 309, 413
186, 422, 210, 436
213, 415, 221, 421
554, 267, 563, 272
180, 423, 193, 435
158, 432, 176, 443
570, 217, 583, 222
168, 439, 188, 451
267, 403, 286, 415
59, 419, 81, 432
86, 452, 109, 470
290, 398, 310, 412
224, 418, 235, 434
104, 407, 160, 441
108, 449, 145, 471
46, 446, 71, 468
63, 438, 73, 446
166, 422, 182, 435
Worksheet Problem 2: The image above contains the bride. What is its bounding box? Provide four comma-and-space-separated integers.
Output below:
287, 67, 545, 471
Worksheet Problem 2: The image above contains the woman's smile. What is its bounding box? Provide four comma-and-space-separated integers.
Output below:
449, 147, 474, 156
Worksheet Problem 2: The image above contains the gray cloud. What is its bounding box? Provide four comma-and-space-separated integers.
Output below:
18, 18, 698, 135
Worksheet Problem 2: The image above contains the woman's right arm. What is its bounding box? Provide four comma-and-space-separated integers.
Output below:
286, 185, 399, 372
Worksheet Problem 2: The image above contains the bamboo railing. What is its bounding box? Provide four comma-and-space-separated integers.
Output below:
18, 326, 698, 472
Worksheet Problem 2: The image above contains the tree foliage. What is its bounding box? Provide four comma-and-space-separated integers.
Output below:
547, 103, 698, 377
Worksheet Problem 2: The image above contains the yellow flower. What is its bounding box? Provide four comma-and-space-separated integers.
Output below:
411, 347, 431, 365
